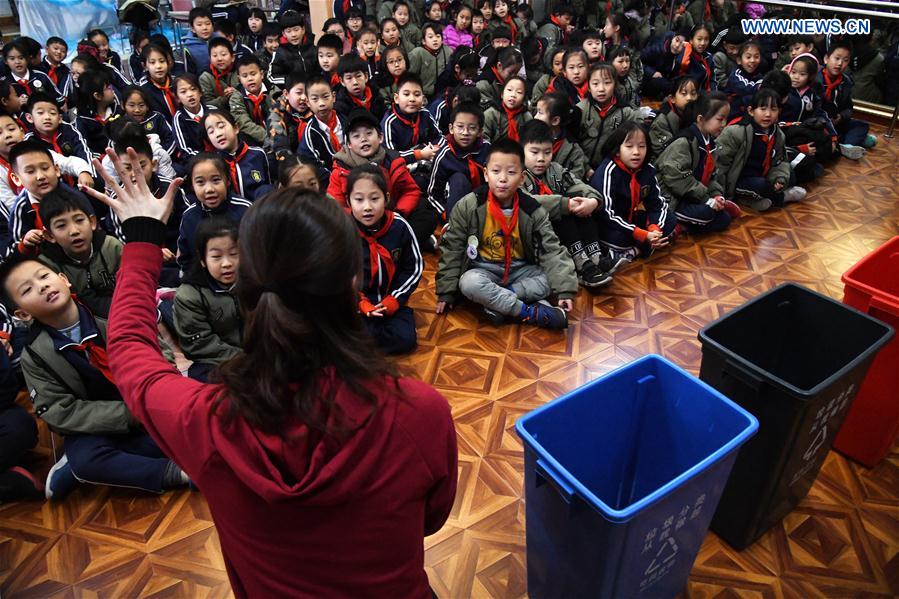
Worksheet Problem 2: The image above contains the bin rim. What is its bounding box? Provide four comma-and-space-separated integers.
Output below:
514, 354, 759, 523
841, 235, 899, 312
698, 282, 895, 399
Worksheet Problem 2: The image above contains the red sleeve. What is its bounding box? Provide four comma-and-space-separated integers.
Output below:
389, 159, 421, 217
107, 242, 219, 476
327, 166, 348, 205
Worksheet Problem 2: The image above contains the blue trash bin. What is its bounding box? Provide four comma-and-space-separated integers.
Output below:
516, 355, 758, 598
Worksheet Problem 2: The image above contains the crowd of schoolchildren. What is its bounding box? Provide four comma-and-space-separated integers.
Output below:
0, 0, 893, 506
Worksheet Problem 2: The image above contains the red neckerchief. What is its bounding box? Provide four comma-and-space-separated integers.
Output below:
546, 75, 587, 105
15, 75, 32, 95
323, 110, 343, 151
425, 44, 441, 57
0, 155, 21, 194
392, 105, 421, 144
760, 129, 775, 175
46, 64, 59, 86
613, 157, 641, 221
491, 66, 505, 87
210, 64, 233, 96
291, 110, 310, 145
486, 189, 519, 283
695, 52, 712, 91
152, 77, 177, 116
503, 15, 518, 42
66, 310, 114, 384
350, 86, 373, 111
550, 15, 569, 45
593, 96, 618, 119
93, 108, 111, 126
698, 133, 715, 185
703, 0, 711, 20
29, 199, 45, 230
330, 72, 341, 88
503, 104, 525, 141
534, 175, 553, 195
823, 70, 843, 102
446, 134, 482, 188
552, 136, 564, 157
225, 142, 250, 192
245, 89, 267, 124
38, 131, 63, 155
359, 210, 397, 289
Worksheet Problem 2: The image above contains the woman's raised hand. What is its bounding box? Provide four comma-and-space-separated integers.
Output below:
80, 148, 183, 225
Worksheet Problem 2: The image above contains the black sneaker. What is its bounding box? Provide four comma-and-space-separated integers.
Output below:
596, 252, 629, 275
483, 307, 506, 325
521, 300, 568, 330
579, 261, 613, 287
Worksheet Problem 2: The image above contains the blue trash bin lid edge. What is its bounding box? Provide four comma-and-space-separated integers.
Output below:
698, 282, 895, 398
515, 355, 759, 523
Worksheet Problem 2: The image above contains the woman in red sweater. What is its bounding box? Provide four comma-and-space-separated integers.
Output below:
82, 149, 458, 598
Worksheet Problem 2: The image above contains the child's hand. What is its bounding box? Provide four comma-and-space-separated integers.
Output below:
366, 304, 388, 317
831, 139, 837, 152
711, 195, 725, 210
806, 142, 817, 155
569, 196, 598, 216
558, 298, 573, 312
223, 86, 236, 98
78, 172, 95, 190
22, 229, 44, 248
436, 301, 451, 314
773, 182, 784, 192
161, 248, 176, 262
652, 72, 664, 78
419, 143, 439, 161
650, 234, 670, 249
646, 230, 662, 244
1, 337, 11, 357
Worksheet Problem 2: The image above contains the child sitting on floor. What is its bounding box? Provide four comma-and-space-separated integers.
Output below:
202, 110, 273, 202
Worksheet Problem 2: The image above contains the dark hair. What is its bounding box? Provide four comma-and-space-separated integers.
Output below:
76, 68, 113, 114
322, 17, 344, 33
739, 41, 762, 57
188, 6, 213, 25
787, 34, 814, 47
380, 17, 400, 34
551, 3, 574, 16
193, 216, 239, 274
9, 139, 53, 171
605, 12, 632, 39
760, 69, 790, 99
791, 55, 818, 79
681, 91, 729, 130
825, 41, 852, 56
214, 19, 238, 38
0, 81, 17, 109
111, 121, 154, 158
87, 28, 110, 43
279, 10, 307, 31
262, 22, 282, 39
200, 109, 238, 144
573, 28, 601, 44
19, 37, 42, 59
450, 101, 484, 128
421, 22, 444, 38
187, 152, 230, 189
215, 188, 394, 437
2, 39, 29, 60
486, 137, 524, 166
448, 83, 480, 109
38, 186, 94, 227
749, 87, 781, 110
396, 71, 423, 91
346, 164, 388, 202
538, 92, 580, 139
285, 70, 307, 92
148, 34, 175, 57
607, 46, 631, 65
208, 37, 234, 55
690, 24, 711, 40
338, 55, 368, 77
562, 47, 588, 70
317, 33, 344, 53
46, 36, 68, 50
378, 47, 408, 88
277, 154, 320, 187
25, 92, 60, 114
305, 73, 331, 91
601, 121, 648, 160
235, 54, 264, 71
519, 119, 554, 146
175, 72, 201, 94
393, 0, 411, 13
248, 6, 267, 22
123, 85, 151, 107
141, 43, 171, 65
0, 255, 45, 311
496, 47, 522, 69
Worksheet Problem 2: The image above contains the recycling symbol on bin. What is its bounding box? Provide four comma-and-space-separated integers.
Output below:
644, 537, 679, 576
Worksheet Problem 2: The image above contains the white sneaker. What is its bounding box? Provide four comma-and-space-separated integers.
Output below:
743, 197, 773, 212
838, 144, 866, 160
783, 186, 808, 204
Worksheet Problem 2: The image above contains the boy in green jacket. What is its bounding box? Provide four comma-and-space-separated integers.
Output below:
436, 139, 578, 329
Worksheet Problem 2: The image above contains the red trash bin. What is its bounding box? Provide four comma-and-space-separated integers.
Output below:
833, 236, 899, 467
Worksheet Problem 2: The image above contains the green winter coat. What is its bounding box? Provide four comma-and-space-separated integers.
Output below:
483, 107, 533, 143
713, 51, 736, 91
649, 107, 681, 158
531, 73, 552, 105
521, 162, 600, 199
575, 98, 642, 167
173, 272, 242, 367
199, 69, 242, 112
657, 133, 725, 212
408, 46, 452, 97
38, 231, 123, 318
687, 0, 735, 35
850, 52, 885, 104
714, 122, 790, 199
399, 23, 423, 55
228, 84, 281, 146
436, 187, 579, 304
476, 77, 503, 111
554, 137, 590, 181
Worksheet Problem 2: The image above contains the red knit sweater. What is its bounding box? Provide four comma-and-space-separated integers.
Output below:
108, 241, 457, 598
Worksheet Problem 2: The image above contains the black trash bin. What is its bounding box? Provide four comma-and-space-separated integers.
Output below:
697, 283, 894, 549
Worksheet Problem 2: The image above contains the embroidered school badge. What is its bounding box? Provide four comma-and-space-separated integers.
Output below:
251, 170, 262, 182
145, 121, 154, 131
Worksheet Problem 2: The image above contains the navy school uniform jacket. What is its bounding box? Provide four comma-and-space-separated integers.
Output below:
137, 111, 177, 156
268, 40, 318, 87
75, 107, 124, 159
641, 33, 682, 80
334, 85, 388, 121
130, 53, 145, 83
427, 97, 450, 135
589, 158, 671, 240
298, 112, 346, 176
725, 68, 763, 118
6, 184, 93, 257
38, 59, 70, 94
5, 69, 65, 105
357, 211, 423, 311
781, 86, 838, 138
178, 194, 253, 271
140, 77, 179, 122
381, 106, 442, 165
243, 33, 265, 53
24, 122, 92, 169
233, 41, 255, 62
219, 142, 274, 202
426, 135, 492, 214
676, 45, 717, 91
110, 174, 189, 254
818, 70, 855, 123
105, 63, 132, 94
174, 104, 218, 159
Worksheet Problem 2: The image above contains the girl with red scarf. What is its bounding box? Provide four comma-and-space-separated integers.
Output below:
676, 25, 717, 93
483, 77, 532, 143
545, 49, 590, 107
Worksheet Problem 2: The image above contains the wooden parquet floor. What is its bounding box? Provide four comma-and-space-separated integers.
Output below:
1, 129, 898, 598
